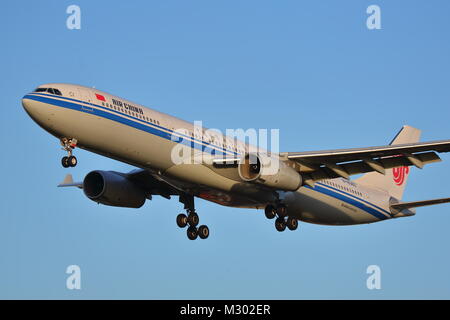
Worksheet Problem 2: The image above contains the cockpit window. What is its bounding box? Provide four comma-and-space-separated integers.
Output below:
33, 87, 62, 96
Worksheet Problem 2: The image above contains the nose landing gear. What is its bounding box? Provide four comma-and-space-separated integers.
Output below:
60, 138, 78, 168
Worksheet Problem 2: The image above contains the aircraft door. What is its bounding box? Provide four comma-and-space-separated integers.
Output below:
77, 88, 93, 106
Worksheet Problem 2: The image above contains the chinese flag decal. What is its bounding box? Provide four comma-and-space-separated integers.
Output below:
95, 93, 106, 101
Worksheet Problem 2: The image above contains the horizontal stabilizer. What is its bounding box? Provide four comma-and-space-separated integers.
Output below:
57, 174, 83, 188
391, 197, 450, 211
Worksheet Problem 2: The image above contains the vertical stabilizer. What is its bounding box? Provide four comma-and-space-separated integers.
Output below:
355, 125, 421, 200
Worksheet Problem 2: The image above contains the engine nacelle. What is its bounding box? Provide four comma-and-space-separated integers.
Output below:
238, 153, 302, 191
83, 170, 146, 208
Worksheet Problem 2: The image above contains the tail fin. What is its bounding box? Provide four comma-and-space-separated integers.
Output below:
355, 125, 421, 200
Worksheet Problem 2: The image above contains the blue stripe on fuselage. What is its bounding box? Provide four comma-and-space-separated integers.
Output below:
316, 182, 391, 217
23, 93, 238, 157
23, 93, 390, 221
29, 92, 230, 152
305, 184, 390, 220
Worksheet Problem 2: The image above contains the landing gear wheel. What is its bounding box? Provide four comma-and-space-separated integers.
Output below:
198, 225, 210, 239
61, 156, 70, 168
68, 156, 77, 167
264, 205, 276, 219
276, 204, 288, 218
287, 217, 298, 231
176, 214, 188, 228
187, 212, 199, 227
275, 218, 286, 232
187, 226, 198, 240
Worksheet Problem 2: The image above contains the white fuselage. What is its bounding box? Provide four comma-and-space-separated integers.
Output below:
22, 83, 406, 226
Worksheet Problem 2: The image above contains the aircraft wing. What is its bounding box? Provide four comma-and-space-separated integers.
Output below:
124, 169, 180, 199
58, 169, 180, 199
283, 140, 450, 186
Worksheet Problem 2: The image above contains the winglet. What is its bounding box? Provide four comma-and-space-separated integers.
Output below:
58, 174, 83, 188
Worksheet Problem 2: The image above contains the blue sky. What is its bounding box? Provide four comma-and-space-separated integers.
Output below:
1, 0, 450, 299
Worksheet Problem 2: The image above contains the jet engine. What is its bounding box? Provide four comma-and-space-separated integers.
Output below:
238, 153, 302, 191
83, 170, 147, 208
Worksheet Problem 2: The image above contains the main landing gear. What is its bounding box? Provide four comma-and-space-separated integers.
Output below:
177, 194, 209, 240
176, 210, 209, 240
264, 204, 298, 232
60, 138, 78, 168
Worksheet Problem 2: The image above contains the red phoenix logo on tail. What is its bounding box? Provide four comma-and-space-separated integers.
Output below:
392, 166, 409, 186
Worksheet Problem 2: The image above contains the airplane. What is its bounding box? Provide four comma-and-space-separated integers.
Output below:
22, 83, 450, 240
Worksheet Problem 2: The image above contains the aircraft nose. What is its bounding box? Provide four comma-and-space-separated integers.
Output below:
22, 94, 54, 130
22, 96, 32, 112
22, 95, 41, 119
